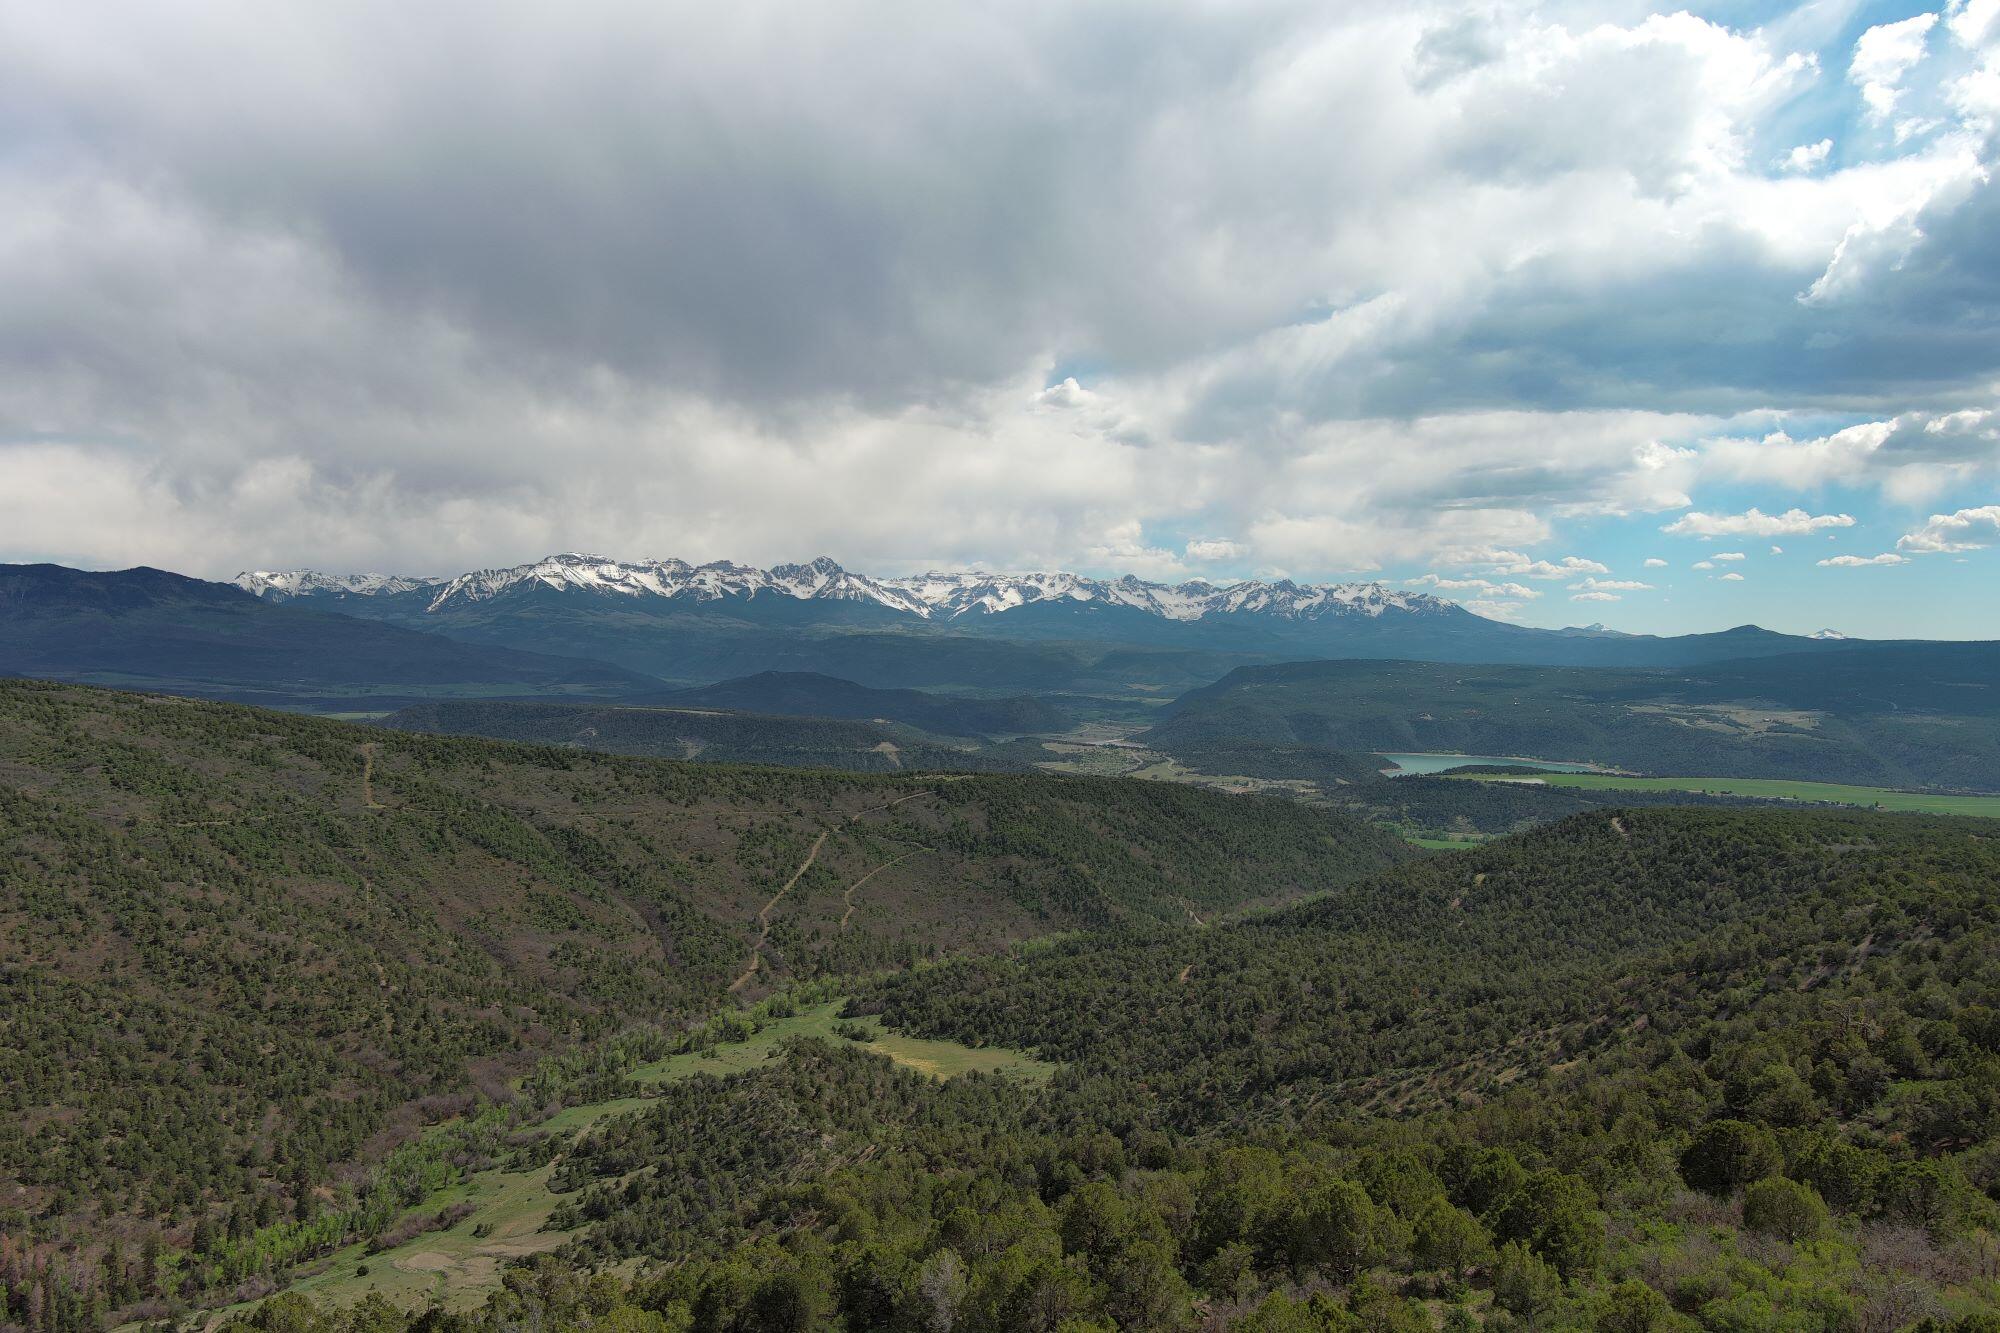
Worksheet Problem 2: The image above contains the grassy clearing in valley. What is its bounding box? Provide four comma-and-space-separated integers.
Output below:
1402, 833, 1486, 851
256, 1003, 1049, 1319
628, 1001, 1054, 1086
276, 1155, 572, 1316
833, 1009, 1058, 1082
1452, 771, 2000, 818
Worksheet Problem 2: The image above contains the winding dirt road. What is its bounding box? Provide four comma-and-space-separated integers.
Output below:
727, 830, 829, 993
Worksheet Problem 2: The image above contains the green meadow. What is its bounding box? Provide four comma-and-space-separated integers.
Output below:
257, 1003, 1049, 1318
1454, 771, 2000, 818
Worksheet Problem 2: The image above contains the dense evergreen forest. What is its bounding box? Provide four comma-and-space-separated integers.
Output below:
9, 683, 2000, 1331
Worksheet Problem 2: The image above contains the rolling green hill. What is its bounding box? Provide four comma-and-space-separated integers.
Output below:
1136, 738, 1386, 787
871, 807, 2000, 1120
1149, 653, 2000, 790
209, 806, 2000, 1333
0, 679, 1404, 1311
1323, 770, 1779, 841
648, 671, 1072, 737
19, 679, 2000, 1332
1451, 771, 2000, 819
379, 699, 1026, 773
0, 564, 654, 710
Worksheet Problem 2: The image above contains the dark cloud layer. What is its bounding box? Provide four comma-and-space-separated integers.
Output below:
0, 0, 1996, 598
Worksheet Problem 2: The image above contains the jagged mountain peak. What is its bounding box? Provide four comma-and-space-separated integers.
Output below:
234, 569, 446, 599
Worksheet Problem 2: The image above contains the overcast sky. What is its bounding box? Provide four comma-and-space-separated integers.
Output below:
3, 0, 1998, 637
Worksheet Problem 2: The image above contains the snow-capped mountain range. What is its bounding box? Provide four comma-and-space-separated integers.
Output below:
236, 552, 1461, 624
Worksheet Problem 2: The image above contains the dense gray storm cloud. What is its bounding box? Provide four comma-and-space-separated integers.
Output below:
2, 0, 1997, 634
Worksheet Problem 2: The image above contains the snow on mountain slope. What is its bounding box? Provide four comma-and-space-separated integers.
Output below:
1809, 629, 1853, 640
235, 570, 447, 598
236, 553, 1466, 623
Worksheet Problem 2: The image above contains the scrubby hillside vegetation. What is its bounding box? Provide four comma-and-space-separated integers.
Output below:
12, 679, 2000, 1332
215, 808, 2000, 1331
0, 681, 1402, 1322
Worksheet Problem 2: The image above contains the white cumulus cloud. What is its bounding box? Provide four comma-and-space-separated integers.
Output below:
1851, 14, 1939, 120
1818, 552, 1908, 566
1701, 411, 1999, 505
1184, 538, 1245, 561
1662, 508, 1856, 537
1897, 504, 2000, 552
1408, 574, 1542, 599
1463, 552, 1613, 579
1462, 598, 1530, 621
1781, 138, 1833, 172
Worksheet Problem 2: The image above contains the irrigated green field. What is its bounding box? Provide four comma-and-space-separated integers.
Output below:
1453, 771, 2000, 818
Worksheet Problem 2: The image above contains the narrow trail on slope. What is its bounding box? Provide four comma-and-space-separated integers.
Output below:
360, 743, 386, 810
728, 831, 829, 994
171, 748, 385, 827
724, 784, 953, 996
850, 788, 940, 820
838, 849, 933, 932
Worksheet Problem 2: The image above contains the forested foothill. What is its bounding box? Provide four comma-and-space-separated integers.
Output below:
8, 683, 2000, 1331
1148, 653, 2000, 791
379, 700, 1029, 775
0, 680, 1400, 1329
